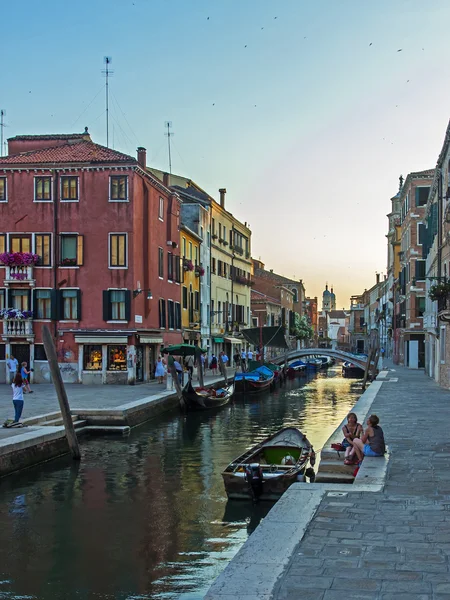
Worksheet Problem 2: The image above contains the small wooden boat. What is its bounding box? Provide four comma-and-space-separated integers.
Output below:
222, 427, 316, 501
234, 365, 274, 394
287, 359, 307, 378
342, 361, 364, 378
181, 380, 234, 411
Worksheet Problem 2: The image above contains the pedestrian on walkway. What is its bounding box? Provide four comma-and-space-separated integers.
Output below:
155, 356, 166, 384
6, 355, 19, 383
11, 373, 25, 423
345, 414, 385, 465
209, 354, 218, 375
20, 362, 33, 394
220, 351, 228, 367
184, 354, 194, 380
241, 349, 247, 372
233, 350, 241, 370
247, 348, 253, 362
173, 358, 184, 385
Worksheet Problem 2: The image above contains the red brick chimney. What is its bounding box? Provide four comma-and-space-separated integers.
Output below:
137, 147, 146, 168
219, 188, 226, 208
163, 172, 170, 187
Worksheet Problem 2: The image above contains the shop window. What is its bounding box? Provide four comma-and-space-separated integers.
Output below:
0, 178, 7, 202
84, 345, 102, 371
108, 345, 127, 371
35, 234, 52, 266
34, 176, 52, 202
62, 289, 79, 320
103, 289, 131, 321
10, 235, 31, 253
61, 176, 79, 201
60, 234, 83, 266
109, 233, 127, 268
34, 344, 47, 361
109, 175, 128, 201
34, 289, 52, 319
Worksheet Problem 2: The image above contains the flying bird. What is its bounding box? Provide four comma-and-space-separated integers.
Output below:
274, 16, 277, 19
397, 49, 402, 52
369, 42, 372, 46
261, 27, 264, 30
207, 16, 209, 19
244, 45, 247, 48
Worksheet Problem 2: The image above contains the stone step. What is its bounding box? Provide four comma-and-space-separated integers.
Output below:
22, 411, 61, 426
315, 472, 355, 484
318, 459, 357, 475
42, 414, 79, 427
320, 448, 348, 462
73, 419, 87, 429
81, 425, 131, 436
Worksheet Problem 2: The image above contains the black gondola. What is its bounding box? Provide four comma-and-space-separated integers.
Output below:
181, 380, 234, 411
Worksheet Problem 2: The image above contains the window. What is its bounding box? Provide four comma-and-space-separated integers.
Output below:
182, 237, 186, 258
416, 296, 426, 317
194, 291, 199, 311
194, 246, 198, 266
212, 257, 216, 274
415, 259, 426, 281
188, 242, 192, 260
211, 299, 215, 323
35, 234, 52, 266
182, 286, 188, 309
103, 289, 131, 322
174, 255, 181, 283
416, 186, 430, 207
35, 176, 52, 202
61, 176, 79, 201
11, 289, 30, 311
0, 289, 5, 310
168, 300, 175, 329
207, 231, 210, 247
83, 345, 102, 370
10, 235, 31, 253
418, 223, 425, 245
168, 252, 173, 280
109, 234, 127, 268
201, 226, 204, 239
61, 289, 79, 320
34, 344, 47, 361
158, 247, 164, 278
219, 223, 222, 240
60, 234, 83, 266
159, 197, 164, 220
218, 301, 222, 323
0, 178, 6, 202
108, 345, 127, 371
34, 289, 52, 319
159, 298, 166, 328
0, 234, 5, 254
110, 176, 128, 201
440, 326, 446, 363
175, 302, 182, 329
212, 218, 216, 236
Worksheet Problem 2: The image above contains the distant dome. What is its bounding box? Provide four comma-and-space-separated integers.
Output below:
323, 284, 331, 297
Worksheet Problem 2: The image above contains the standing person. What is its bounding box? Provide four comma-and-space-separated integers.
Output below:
154, 356, 166, 384
233, 349, 241, 370
20, 362, 33, 394
241, 348, 247, 372
6, 354, 19, 383
209, 353, 218, 375
11, 373, 24, 423
173, 357, 184, 385
345, 414, 385, 465
221, 351, 228, 368
247, 348, 253, 365
184, 354, 194, 380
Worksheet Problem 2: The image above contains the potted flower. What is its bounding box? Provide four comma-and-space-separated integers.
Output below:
0, 252, 40, 266
195, 265, 205, 277
429, 282, 450, 301
183, 258, 194, 271
61, 257, 77, 266
0, 308, 34, 319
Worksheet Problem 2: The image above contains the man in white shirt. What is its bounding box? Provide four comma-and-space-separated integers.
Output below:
247, 349, 253, 361
241, 349, 247, 372
6, 355, 19, 383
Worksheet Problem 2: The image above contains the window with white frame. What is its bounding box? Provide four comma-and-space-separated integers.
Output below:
109, 233, 127, 268
111, 290, 126, 320
0, 178, 7, 202
61, 289, 78, 320
35, 289, 52, 319
34, 176, 52, 202
61, 176, 79, 201
109, 175, 128, 202
159, 197, 164, 220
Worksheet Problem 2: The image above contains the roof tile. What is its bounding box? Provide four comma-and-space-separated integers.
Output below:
0, 141, 135, 165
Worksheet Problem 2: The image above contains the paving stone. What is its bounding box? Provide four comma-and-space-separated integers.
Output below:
435, 584, 450, 593
275, 589, 325, 600
320, 545, 362, 558
380, 595, 430, 600
322, 567, 370, 579
380, 580, 431, 593
331, 578, 380, 591
277, 576, 333, 590
368, 569, 421, 580
323, 591, 379, 600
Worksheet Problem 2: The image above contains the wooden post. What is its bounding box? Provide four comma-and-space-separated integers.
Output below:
195, 348, 204, 388
361, 347, 374, 390
42, 325, 81, 460
168, 356, 184, 407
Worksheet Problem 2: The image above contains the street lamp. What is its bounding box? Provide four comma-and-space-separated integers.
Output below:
133, 289, 153, 300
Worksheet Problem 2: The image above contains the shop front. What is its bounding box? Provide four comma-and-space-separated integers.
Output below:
76, 335, 134, 384
137, 335, 164, 381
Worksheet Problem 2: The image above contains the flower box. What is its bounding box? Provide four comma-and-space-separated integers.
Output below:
61, 258, 77, 266
195, 266, 205, 277
0, 252, 40, 266
183, 259, 194, 272
0, 308, 34, 319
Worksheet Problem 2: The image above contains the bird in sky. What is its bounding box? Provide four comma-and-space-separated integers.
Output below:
397, 49, 403, 52
274, 16, 277, 19
207, 16, 209, 20
369, 42, 372, 46
407, 80, 410, 83
244, 45, 247, 48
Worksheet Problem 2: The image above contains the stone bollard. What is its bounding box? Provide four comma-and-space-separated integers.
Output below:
166, 371, 174, 391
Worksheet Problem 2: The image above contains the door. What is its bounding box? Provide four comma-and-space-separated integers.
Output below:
11, 344, 30, 368
409, 340, 419, 369
135, 345, 144, 382
357, 339, 364, 353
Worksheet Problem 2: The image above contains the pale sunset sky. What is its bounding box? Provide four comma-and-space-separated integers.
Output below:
2, 0, 450, 306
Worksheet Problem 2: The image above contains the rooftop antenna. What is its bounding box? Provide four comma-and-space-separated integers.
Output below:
165, 121, 173, 174
0, 110, 5, 157
102, 57, 113, 147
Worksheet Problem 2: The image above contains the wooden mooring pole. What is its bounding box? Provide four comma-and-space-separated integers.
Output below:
42, 325, 81, 460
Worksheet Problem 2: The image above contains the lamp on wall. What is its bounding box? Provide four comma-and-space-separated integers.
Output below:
133, 289, 153, 300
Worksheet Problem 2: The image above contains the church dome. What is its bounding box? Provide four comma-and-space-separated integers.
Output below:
323, 284, 331, 297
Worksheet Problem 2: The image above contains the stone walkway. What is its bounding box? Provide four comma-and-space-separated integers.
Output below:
271, 362, 450, 599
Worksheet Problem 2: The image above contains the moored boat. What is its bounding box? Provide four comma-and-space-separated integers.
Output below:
234, 365, 274, 394
222, 427, 315, 500
306, 358, 323, 370
181, 380, 234, 411
342, 361, 364, 378
287, 359, 307, 378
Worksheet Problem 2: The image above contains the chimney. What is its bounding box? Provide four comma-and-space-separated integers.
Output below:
376, 273, 380, 285
219, 188, 226, 208
163, 172, 170, 187
137, 147, 146, 168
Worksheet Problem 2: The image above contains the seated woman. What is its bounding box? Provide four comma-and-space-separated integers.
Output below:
342, 412, 363, 459
344, 414, 385, 465
281, 454, 296, 466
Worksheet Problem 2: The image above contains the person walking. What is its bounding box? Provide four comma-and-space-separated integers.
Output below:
233, 350, 241, 370
184, 354, 194, 380
20, 362, 33, 394
11, 373, 25, 423
173, 358, 184, 385
241, 348, 247, 372
155, 356, 166, 384
209, 354, 218, 375
247, 348, 253, 364
221, 351, 229, 368
6, 355, 19, 383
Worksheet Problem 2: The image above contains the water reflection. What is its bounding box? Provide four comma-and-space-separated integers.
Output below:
0, 367, 361, 599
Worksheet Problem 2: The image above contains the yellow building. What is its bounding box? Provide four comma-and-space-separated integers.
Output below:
180, 225, 202, 344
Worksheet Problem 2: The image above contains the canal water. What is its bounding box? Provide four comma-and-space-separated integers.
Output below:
0, 366, 361, 600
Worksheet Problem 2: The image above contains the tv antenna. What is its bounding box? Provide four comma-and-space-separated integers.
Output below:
0, 110, 5, 157
102, 57, 113, 147
165, 121, 174, 174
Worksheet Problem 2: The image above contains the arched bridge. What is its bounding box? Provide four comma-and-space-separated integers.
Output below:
271, 348, 368, 370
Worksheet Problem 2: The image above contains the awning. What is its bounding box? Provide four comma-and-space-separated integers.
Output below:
241, 326, 288, 349
139, 336, 164, 344
225, 337, 242, 344
213, 337, 224, 343
75, 335, 129, 344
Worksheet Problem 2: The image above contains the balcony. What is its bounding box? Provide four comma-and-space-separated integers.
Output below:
437, 293, 450, 322
233, 245, 244, 255
2, 318, 34, 340
233, 274, 254, 286
3, 265, 35, 287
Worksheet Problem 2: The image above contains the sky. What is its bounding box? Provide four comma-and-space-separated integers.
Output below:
2, 0, 450, 307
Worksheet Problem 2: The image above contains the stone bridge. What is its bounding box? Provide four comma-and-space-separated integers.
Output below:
272, 348, 368, 370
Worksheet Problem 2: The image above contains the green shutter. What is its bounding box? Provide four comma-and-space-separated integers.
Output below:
103, 290, 111, 321
76, 290, 82, 321
50, 289, 61, 321
124, 290, 131, 322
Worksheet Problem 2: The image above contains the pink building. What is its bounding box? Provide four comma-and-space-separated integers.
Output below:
0, 130, 182, 384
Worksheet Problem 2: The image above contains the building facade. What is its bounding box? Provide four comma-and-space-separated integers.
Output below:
0, 132, 182, 384
180, 225, 202, 345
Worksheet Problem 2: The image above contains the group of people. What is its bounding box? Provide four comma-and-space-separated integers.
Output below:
232, 348, 253, 372
5, 355, 33, 425
341, 411, 385, 465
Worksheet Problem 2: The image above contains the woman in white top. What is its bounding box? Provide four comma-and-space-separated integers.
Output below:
11, 373, 24, 423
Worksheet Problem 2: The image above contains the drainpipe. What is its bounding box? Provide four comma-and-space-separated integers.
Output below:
53, 169, 59, 339
438, 171, 443, 280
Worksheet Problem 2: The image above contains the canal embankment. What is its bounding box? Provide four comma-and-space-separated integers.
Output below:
206, 362, 450, 599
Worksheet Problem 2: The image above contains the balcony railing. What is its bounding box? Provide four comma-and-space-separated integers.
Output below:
2, 318, 34, 338
4, 265, 35, 286
437, 293, 450, 320
232, 274, 254, 286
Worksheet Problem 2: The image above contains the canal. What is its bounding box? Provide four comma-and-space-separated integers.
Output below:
0, 366, 361, 599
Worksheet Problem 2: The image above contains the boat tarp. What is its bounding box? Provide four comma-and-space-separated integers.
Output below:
247, 360, 279, 373
240, 326, 288, 349
289, 360, 306, 368
262, 428, 306, 449
234, 372, 261, 381
254, 365, 274, 379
